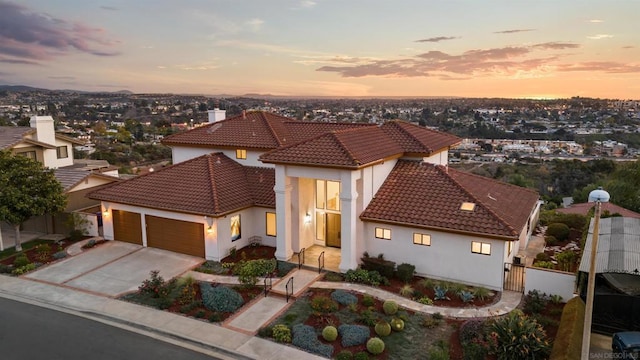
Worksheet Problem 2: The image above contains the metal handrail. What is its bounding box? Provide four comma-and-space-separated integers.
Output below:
318, 251, 325, 274
298, 247, 305, 269
263, 272, 273, 297
285, 277, 294, 302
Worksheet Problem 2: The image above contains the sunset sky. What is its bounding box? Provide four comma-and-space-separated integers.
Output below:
1, 0, 638, 99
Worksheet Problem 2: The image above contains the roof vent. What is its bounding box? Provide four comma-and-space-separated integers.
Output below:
460, 202, 476, 211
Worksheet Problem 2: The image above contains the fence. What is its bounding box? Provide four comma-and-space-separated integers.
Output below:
525, 266, 576, 301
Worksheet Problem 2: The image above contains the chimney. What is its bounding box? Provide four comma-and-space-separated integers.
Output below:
207, 107, 226, 123
29, 115, 56, 145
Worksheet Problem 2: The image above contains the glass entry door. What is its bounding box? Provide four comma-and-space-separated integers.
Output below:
326, 213, 341, 248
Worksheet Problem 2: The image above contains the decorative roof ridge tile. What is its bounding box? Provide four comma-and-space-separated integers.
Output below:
438, 165, 518, 235
385, 120, 431, 153
258, 111, 287, 147
205, 153, 222, 214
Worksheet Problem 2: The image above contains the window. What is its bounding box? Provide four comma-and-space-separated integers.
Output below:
266, 212, 276, 236
236, 149, 247, 159
471, 241, 491, 255
315, 179, 340, 211
375, 227, 391, 240
17, 151, 36, 160
56, 146, 68, 159
413, 233, 431, 246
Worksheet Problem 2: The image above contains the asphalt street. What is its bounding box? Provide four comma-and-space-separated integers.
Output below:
0, 297, 222, 360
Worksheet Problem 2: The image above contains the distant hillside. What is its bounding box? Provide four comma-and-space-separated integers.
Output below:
0, 85, 133, 94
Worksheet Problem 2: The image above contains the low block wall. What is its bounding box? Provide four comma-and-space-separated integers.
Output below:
525, 266, 576, 301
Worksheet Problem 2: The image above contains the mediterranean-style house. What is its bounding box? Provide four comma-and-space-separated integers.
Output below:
0, 116, 119, 238
89, 110, 541, 290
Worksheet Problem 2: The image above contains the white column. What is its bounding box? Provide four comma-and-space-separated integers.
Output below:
339, 171, 360, 272
274, 167, 293, 261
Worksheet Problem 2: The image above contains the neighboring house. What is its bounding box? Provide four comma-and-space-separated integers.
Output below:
557, 202, 640, 219
0, 116, 119, 235
89, 110, 541, 290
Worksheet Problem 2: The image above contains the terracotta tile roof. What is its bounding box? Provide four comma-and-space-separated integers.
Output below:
88, 153, 274, 216
260, 126, 404, 168
285, 122, 376, 143
360, 160, 539, 239
556, 202, 640, 219
54, 168, 119, 192
380, 121, 461, 155
0, 126, 35, 150
162, 111, 294, 149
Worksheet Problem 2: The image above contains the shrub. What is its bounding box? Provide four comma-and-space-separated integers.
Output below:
434, 286, 450, 300
12, 263, 36, 275
331, 289, 358, 306
292, 324, 334, 358
84, 239, 97, 249
422, 315, 441, 328
556, 250, 576, 272
338, 324, 370, 347
359, 309, 377, 327
396, 263, 415, 283
546, 223, 570, 242
272, 324, 292, 343
324, 272, 344, 282
233, 258, 276, 286
417, 297, 433, 305
360, 255, 395, 279
544, 235, 558, 246
374, 320, 391, 337
322, 325, 338, 341
138, 270, 170, 298
257, 326, 273, 338
473, 287, 491, 301
399, 284, 414, 297
535, 252, 551, 262
460, 320, 490, 360
535, 261, 555, 269
550, 294, 563, 304
428, 341, 450, 360
194, 310, 206, 318
420, 278, 436, 289
52, 251, 67, 260
35, 244, 51, 262
459, 290, 475, 303
449, 282, 467, 295
354, 351, 369, 360
177, 276, 197, 305
382, 300, 398, 315
361, 294, 375, 307
200, 283, 244, 312
490, 310, 551, 360
390, 317, 404, 332
208, 313, 222, 322
336, 350, 353, 360
13, 254, 29, 268
366, 337, 385, 355
310, 295, 339, 313
523, 290, 548, 314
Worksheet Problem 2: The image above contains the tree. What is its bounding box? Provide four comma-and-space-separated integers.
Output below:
0, 150, 66, 251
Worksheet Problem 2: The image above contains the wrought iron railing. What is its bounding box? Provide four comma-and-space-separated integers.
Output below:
318, 251, 325, 274
263, 272, 273, 297
298, 247, 305, 269
285, 277, 294, 302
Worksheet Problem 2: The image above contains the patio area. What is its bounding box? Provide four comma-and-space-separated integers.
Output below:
290, 245, 341, 273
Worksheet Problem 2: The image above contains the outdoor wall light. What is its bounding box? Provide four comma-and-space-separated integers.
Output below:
304, 212, 312, 224
207, 226, 214, 234
102, 204, 110, 216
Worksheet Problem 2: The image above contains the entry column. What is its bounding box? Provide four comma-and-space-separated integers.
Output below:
274, 167, 293, 261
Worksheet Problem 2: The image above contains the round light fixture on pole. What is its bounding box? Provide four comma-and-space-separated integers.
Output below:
581, 187, 610, 359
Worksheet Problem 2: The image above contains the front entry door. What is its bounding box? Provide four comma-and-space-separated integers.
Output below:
326, 213, 341, 248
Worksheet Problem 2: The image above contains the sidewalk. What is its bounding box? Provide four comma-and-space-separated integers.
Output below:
0, 275, 325, 360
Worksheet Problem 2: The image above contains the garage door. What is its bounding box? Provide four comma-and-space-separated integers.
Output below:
145, 215, 205, 257
112, 210, 143, 245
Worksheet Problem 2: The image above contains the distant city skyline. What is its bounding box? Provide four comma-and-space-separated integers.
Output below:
1, 0, 638, 99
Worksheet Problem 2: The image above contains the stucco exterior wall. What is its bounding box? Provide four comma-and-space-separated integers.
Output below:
525, 267, 576, 302
363, 222, 506, 290
171, 145, 269, 167
422, 150, 449, 165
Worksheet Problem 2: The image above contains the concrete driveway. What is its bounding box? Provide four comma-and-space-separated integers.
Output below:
24, 241, 203, 297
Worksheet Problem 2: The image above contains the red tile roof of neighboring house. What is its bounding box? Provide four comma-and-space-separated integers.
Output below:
162, 111, 294, 149
380, 121, 461, 155
556, 202, 640, 219
260, 126, 404, 168
360, 160, 539, 239
88, 153, 274, 216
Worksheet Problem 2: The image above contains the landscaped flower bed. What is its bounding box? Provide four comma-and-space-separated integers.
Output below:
259, 288, 460, 359
0, 239, 75, 275
121, 271, 263, 323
